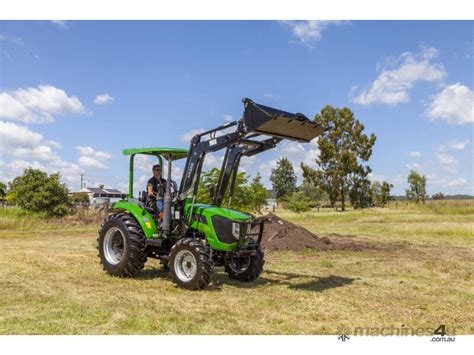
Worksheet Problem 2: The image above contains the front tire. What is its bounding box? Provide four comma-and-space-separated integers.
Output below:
98, 212, 147, 277
225, 244, 265, 282
169, 238, 213, 290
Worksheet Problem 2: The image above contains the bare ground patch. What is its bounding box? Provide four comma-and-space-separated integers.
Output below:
254, 213, 383, 252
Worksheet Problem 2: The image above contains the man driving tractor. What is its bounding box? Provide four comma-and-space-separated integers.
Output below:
147, 164, 167, 215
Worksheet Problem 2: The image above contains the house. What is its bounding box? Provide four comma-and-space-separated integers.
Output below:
77, 187, 127, 207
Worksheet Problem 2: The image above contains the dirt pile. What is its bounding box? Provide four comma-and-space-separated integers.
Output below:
253, 213, 373, 252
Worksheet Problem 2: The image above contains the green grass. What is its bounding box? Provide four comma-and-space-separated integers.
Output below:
0, 202, 473, 334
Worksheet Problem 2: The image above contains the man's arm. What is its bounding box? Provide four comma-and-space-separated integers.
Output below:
147, 183, 154, 196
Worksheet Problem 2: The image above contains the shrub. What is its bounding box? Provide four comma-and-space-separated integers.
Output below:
285, 191, 311, 213
7, 168, 71, 216
71, 192, 90, 205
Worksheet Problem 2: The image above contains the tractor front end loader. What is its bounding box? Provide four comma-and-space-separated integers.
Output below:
98, 98, 325, 290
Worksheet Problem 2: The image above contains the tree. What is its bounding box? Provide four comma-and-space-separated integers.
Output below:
196, 168, 253, 212
71, 192, 90, 205
249, 173, 268, 213
285, 191, 311, 213
299, 167, 328, 206
305, 106, 376, 211
349, 174, 373, 209
406, 170, 427, 203
270, 157, 297, 202
301, 163, 339, 207
7, 168, 70, 216
432, 192, 445, 200
371, 181, 393, 207
0, 182, 7, 201
380, 181, 393, 206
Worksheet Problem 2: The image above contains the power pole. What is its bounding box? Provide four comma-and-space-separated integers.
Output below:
80, 174, 85, 189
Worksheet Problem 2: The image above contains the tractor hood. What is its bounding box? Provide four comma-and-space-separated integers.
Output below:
242, 98, 325, 142
184, 202, 252, 222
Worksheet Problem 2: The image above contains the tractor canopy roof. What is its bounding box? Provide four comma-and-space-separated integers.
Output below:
122, 147, 189, 161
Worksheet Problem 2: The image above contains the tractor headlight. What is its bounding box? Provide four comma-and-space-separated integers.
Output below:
232, 222, 240, 238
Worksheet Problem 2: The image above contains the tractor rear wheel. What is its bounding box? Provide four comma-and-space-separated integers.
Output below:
225, 243, 264, 282
98, 212, 147, 277
169, 238, 213, 290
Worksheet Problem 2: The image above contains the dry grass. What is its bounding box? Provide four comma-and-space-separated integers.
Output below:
0, 202, 473, 334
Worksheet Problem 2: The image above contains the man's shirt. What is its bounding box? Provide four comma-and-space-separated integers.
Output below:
147, 176, 167, 197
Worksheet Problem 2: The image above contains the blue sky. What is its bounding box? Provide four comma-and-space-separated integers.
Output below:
0, 20, 473, 195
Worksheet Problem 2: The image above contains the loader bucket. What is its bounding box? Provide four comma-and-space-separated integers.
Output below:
242, 98, 325, 142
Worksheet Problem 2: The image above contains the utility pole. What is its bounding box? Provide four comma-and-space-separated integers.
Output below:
80, 174, 85, 189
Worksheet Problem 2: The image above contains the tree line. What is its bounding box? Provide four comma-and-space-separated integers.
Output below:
268, 105, 434, 212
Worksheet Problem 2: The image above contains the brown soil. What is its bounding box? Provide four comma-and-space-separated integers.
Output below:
253, 213, 376, 252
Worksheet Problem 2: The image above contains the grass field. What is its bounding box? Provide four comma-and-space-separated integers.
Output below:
0, 202, 473, 335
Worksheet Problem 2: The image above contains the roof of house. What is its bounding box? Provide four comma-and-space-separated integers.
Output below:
103, 188, 122, 193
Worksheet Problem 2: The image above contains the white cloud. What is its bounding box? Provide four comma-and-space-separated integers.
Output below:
50, 20, 68, 29
0, 93, 35, 122
0, 33, 24, 45
280, 21, 348, 44
255, 137, 321, 186
408, 151, 421, 157
0, 121, 60, 162
76, 146, 111, 170
428, 174, 468, 188
94, 93, 115, 105
258, 159, 278, 184
76, 146, 111, 161
432, 140, 470, 175
134, 154, 153, 172
405, 163, 422, 171
368, 172, 405, 186
263, 93, 281, 101
203, 152, 222, 169
180, 128, 205, 142
223, 115, 234, 122
353, 46, 446, 106
0, 121, 43, 148
78, 156, 107, 170
447, 139, 470, 150
0, 85, 85, 123
240, 155, 256, 172
0, 121, 84, 187
434, 151, 458, 174
7, 160, 47, 174
427, 83, 474, 125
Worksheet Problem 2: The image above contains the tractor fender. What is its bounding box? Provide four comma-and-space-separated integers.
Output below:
109, 200, 158, 238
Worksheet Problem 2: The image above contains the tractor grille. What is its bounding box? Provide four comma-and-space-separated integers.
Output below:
211, 216, 239, 244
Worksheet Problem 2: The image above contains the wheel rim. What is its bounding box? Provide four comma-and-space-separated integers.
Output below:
103, 227, 125, 265
174, 249, 197, 282
229, 256, 251, 274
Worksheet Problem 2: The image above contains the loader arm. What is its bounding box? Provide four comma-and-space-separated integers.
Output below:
178, 98, 325, 208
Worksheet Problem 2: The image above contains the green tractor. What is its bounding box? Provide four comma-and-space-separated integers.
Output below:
98, 98, 324, 290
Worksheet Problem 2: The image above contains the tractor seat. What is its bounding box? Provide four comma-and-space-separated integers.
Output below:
139, 190, 147, 204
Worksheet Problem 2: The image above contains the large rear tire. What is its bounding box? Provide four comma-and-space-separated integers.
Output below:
98, 212, 147, 277
169, 238, 213, 290
225, 244, 264, 282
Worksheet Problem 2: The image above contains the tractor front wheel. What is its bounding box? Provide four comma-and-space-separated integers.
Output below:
225, 244, 264, 282
169, 238, 213, 290
98, 212, 147, 277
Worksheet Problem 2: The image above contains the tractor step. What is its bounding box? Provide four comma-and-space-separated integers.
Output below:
145, 238, 163, 247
